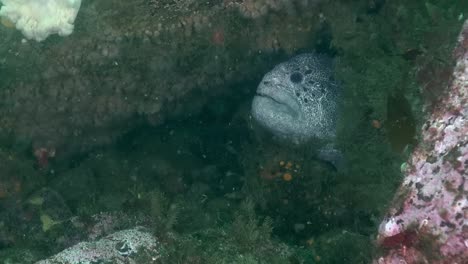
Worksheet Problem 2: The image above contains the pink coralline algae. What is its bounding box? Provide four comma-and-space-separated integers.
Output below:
374, 20, 468, 264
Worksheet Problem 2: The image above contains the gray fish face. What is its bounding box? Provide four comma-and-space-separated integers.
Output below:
252, 53, 339, 144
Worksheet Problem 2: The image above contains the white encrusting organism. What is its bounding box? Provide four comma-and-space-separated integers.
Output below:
0, 0, 82, 41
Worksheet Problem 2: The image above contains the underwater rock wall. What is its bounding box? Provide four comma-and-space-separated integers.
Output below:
225, 0, 321, 19
375, 19, 468, 264
0, 0, 323, 159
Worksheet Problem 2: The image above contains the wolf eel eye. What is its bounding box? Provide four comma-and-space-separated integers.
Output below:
290, 72, 303, 83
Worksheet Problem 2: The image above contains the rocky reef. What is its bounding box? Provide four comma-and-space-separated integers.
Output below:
0, 0, 325, 160
374, 19, 468, 264
0, 1, 467, 264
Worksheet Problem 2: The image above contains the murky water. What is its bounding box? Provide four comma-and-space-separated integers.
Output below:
0, 1, 466, 263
